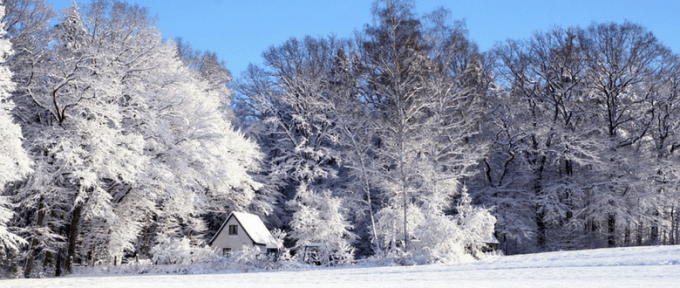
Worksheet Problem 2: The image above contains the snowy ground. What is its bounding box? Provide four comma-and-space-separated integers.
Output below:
4, 245, 679, 288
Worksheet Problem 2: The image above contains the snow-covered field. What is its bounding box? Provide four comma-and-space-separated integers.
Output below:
4, 245, 679, 288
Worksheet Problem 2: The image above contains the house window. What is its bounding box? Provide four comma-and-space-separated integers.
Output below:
223, 248, 232, 256
228, 225, 238, 235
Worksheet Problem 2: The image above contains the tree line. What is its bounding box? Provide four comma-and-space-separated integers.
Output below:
0, 0, 678, 278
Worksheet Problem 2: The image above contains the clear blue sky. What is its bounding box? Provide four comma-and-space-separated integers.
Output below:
46, 0, 680, 78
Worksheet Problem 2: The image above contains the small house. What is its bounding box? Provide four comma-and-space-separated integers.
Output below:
209, 212, 280, 256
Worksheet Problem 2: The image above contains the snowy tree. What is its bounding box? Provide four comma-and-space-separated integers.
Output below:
357, 0, 434, 252
287, 184, 355, 265
0, 1, 31, 265
13, 3, 147, 275
237, 36, 344, 190
4, 0, 263, 276
642, 58, 680, 245
325, 45, 383, 254
234, 0, 496, 259
489, 27, 599, 250
485, 22, 678, 252
358, 0, 492, 255
578, 22, 673, 247
417, 188, 495, 262
234, 36, 348, 234
74, 1, 263, 264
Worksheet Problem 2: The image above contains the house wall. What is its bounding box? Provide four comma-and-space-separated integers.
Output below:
254, 244, 266, 252
211, 216, 255, 254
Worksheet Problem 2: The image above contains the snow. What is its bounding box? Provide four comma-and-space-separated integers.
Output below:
4, 245, 679, 287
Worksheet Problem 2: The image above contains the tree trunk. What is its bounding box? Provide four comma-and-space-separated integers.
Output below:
564, 160, 573, 221
636, 222, 643, 245
536, 206, 546, 248
24, 195, 46, 278
354, 141, 380, 253
55, 250, 62, 277
42, 251, 52, 269
676, 213, 680, 245
65, 204, 82, 274
140, 225, 150, 257
608, 213, 616, 247
399, 127, 408, 252
535, 156, 547, 248
650, 210, 660, 245
671, 207, 677, 245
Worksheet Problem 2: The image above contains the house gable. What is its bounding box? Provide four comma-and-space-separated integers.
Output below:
209, 213, 255, 245
209, 214, 256, 253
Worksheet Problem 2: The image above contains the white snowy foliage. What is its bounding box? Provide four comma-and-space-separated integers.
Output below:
374, 203, 425, 250
4, 1, 264, 273
288, 185, 356, 265
374, 188, 496, 263
129, 41, 263, 243
235, 36, 346, 195
0, 2, 31, 252
356, 1, 493, 261
5, 0, 679, 275
149, 234, 218, 265
485, 22, 679, 251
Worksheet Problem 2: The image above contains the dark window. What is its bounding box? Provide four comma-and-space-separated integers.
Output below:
223, 248, 232, 256
228, 225, 238, 235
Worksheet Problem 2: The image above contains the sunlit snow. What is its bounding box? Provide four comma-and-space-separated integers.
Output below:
4, 245, 679, 288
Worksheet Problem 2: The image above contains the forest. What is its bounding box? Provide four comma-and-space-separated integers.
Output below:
0, 0, 679, 278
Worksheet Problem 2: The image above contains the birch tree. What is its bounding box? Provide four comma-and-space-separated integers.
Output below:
358, 0, 494, 257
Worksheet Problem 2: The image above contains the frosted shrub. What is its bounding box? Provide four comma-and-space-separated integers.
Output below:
373, 189, 496, 264
150, 235, 219, 265
232, 246, 277, 270
150, 236, 191, 265
191, 244, 222, 264
228, 245, 305, 271
298, 241, 355, 267
288, 185, 356, 266
374, 204, 425, 251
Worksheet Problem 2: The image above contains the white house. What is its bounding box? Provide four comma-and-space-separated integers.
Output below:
208, 212, 280, 256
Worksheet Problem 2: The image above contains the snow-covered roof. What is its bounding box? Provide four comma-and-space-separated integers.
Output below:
484, 235, 500, 244
210, 212, 280, 248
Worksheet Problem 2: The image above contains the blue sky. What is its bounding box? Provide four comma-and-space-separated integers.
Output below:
45, 0, 680, 78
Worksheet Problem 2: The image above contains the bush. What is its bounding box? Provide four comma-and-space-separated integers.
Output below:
149, 236, 219, 265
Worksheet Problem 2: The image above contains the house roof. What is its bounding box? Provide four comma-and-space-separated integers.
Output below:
484, 235, 500, 244
209, 212, 280, 248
